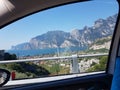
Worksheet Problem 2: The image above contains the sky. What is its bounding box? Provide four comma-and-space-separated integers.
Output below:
0, 0, 119, 50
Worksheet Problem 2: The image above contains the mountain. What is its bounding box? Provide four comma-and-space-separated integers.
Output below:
89, 36, 112, 50
84, 36, 112, 54
11, 14, 117, 50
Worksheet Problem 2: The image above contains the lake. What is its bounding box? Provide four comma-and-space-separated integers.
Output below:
6, 47, 87, 57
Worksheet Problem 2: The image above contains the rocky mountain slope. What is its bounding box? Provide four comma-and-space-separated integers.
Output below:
11, 14, 117, 50
89, 36, 112, 50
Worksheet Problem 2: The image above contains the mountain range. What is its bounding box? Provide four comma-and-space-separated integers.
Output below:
11, 14, 117, 50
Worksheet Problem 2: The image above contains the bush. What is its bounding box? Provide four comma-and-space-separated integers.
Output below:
87, 56, 108, 72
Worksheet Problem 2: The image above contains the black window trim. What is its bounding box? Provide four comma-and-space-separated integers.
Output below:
106, 0, 120, 74
2, 73, 112, 90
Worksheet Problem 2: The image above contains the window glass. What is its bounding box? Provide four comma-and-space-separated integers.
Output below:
0, 0, 118, 80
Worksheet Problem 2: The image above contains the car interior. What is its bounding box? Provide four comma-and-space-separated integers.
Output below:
0, 0, 120, 90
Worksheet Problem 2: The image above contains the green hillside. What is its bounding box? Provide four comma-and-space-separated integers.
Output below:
85, 36, 112, 54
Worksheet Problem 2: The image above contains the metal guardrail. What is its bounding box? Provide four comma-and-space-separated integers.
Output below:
0, 53, 108, 64
0, 53, 108, 83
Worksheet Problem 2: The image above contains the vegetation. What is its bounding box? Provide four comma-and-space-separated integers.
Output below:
50, 63, 60, 75
4, 52, 17, 60
0, 62, 50, 79
85, 48, 109, 54
2, 52, 108, 79
1, 53, 50, 79
90, 36, 111, 46
1, 52, 70, 79
87, 56, 108, 72
83, 36, 111, 54
40, 60, 70, 76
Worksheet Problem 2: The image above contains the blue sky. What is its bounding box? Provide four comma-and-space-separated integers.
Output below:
0, 0, 119, 50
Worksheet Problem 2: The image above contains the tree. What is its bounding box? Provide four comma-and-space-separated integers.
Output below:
4, 53, 17, 60
11, 54, 17, 60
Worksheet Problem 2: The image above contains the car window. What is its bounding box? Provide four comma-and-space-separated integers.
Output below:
0, 0, 118, 81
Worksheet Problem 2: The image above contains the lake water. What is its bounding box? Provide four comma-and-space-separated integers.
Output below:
6, 47, 87, 57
